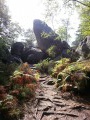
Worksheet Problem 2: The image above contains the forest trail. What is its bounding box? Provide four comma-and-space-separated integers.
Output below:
22, 75, 90, 120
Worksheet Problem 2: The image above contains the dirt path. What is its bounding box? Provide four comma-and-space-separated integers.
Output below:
22, 75, 90, 120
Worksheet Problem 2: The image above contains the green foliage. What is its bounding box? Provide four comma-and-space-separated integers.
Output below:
0, 94, 21, 120
76, 0, 90, 40
52, 58, 70, 77
55, 60, 90, 93
43, 0, 90, 44
35, 59, 51, 73
0, 63, 39, 119
57, 27, 67, 40
35, 58, 55, 74
47, 45, 56, 58
0, 62, 19, 85
41, 31, 50, 38
41, 31, 56, 39
10, 63, 38, 100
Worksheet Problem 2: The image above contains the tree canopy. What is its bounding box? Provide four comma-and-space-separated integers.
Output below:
79, 0, 90, 36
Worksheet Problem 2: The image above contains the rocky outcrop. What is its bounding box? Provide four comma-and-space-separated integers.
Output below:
33, 19, 60, 52
9, 42, 24, 63
76, 36, 90, 61
9, 20, 76, 64
5, 20, 82, 64
11, 42, 24, 58
33, 19, 71, 59
21, 47, 46, 64
10, 42, 47, 64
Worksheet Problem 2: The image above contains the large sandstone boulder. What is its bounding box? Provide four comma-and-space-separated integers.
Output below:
33, 19, 70, 58
33, 19, 58, 51
0, 43, 22, 64
11, 42, 24, 57
11, 42, 47, 64
10, 42, 24, 63
21, 47, 46, 64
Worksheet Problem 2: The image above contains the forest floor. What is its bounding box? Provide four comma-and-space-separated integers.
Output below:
22, 74, 90, 120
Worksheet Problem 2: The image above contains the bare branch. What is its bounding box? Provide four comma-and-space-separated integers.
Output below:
73, 0, 90, 7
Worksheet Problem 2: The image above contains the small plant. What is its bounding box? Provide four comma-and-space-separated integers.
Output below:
35, 59, 51, 73
47, 45, 56, 58
41, 31, 50, 38
52, 58, 70, 77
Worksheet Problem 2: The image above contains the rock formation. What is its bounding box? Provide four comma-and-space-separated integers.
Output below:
7, 20, 81, 64
21, 47, 45, 64
76, 36, 90, 61
10, 42, 47, 64
33, 19, 71, 59
33, 19, 60, 52
11, 42, 24, 58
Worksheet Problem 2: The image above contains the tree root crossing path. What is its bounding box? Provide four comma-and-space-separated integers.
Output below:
22, 75, 90, 120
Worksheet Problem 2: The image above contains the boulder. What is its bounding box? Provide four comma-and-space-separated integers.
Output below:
1, 46, 22, 64
21, 47, 46, 64
9, 55, 22, 64
11, 42, 24, 58
5, 42, 24, 64
33, 19, 62, 51
33, 19, 71, 58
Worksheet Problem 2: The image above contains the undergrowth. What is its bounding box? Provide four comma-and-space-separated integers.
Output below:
0, 62, 39, 120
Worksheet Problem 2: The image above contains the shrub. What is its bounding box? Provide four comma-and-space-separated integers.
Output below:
55, 60, 90, 93
47, 45, 56, 58
0, 94, 21, 120
35, 59, 50, 73
0, 62, 39, 119
0, 62, 19, 85
10, 63, 38, 100
52, 58, 70, 77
